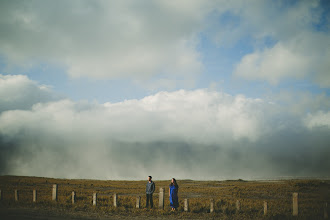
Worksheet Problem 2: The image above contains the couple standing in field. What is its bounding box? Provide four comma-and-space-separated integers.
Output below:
145, 176, 179, 211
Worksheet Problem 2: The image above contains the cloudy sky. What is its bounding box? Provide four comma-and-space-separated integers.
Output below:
0, 0, 330, 180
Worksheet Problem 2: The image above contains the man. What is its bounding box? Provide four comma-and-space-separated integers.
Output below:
146, 176, 155, 208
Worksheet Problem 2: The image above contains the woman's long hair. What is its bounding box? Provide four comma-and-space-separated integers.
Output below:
170, 178, 179, 188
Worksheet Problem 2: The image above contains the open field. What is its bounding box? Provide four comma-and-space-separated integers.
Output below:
0, 176, 329, 219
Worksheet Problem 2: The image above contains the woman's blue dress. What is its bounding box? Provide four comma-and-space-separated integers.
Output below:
169, 185, 179, 208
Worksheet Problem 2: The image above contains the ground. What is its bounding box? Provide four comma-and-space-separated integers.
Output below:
0, 176, 329, 219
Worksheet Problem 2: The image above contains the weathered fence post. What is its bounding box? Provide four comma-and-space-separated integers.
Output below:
136, 196, 140, 208
15, 190, 19, 201
184, 198, 189, 212
264, 201, 268, 215
72, 191, 75, 204
113, 193, 117, 207
33, 189, 37, 203
325, 202, 328, 219
52, 184, 57, 201
93, 193, 97, 206
0, 190, 2, 201
159, 188, 164, 209
210, 199, 214, 213
236, 200, 240, 212
293, 192, 298, 216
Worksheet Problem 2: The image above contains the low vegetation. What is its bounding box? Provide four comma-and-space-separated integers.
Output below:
0, 176, 329, 219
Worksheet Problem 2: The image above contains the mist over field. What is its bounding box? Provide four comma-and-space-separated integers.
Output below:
1, 75, 330, 180
0, 1, 330, 180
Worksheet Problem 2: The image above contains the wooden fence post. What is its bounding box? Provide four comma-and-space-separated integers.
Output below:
136, 196, 140, 208
113, 193, 117, 207
236, 200, 240, 212
15, 190, 19, 201
33, 189, 37, 203
93, 193, 97, 206
159, 188, 164, 209
264, 201, 268, 215
52, 184, 57, 201
293, 193, 298, 216
210, 199, 214, 213
325, 202, 328, 219
184, 198, 189, 212
0, 190, 2, 201
72, 191, 75, 204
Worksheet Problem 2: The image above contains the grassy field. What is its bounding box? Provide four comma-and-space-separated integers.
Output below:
0, 176, 329, 219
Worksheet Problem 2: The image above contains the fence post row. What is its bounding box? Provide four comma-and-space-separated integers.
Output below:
52, 184, 57, 201
293, 192, 298, 216
159, 188, 164, 210
2, 185, 324, 217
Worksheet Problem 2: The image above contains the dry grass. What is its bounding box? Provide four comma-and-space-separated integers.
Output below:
0, 176, 329, 219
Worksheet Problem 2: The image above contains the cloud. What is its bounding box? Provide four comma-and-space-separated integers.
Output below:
1, 75, 329, 179
230, 0, 330, 86
0, 74, 60, 112
1, 0, 329, 88
234, 33, 330, 86
0, 89, 264, 145
234, 43, 310, 84
304, 111, 330, 128
0, 0, 208, 80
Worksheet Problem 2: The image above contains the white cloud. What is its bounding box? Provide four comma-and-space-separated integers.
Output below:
304, 111, 330, 128
1, 75, 330, 179
0, 89, 264, 144
216, 0, 330, 87
0, 75, 268, 155
0, 75, 268, 179
234, 43, 311, 84
1, 0, 329, 88
234, 32, 330, 86
0, 74, 59, 112
0, 0, 208, 80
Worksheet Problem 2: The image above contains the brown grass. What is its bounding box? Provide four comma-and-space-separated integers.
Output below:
0, 176, 329, 219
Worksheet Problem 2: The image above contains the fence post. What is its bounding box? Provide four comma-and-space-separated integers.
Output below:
264, 201, 267, 215
325, 202, 328, 219
15, 190, 19, 201
136, 196, 140, 208
93, 193, 97, 206
33, 189, 37, 203
159, 188, 164, 209
72, 191, 75, 204
184, 198, 189, 212
0, 190, 2, 201
293, 193, 298, 216
236, 200, 240, 212
52, 184, 57, 201
210, 199, 214, 213
113, 193, 117, 207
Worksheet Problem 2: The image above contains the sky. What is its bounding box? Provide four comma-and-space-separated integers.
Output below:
0, 0, 330, 180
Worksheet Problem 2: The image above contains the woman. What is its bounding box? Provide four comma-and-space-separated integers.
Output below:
169, 178, 179, 211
